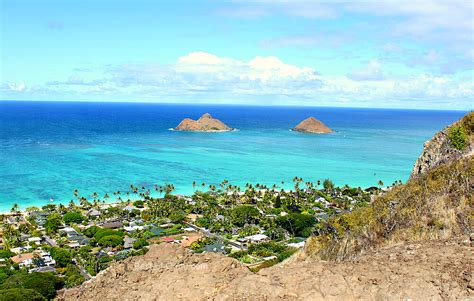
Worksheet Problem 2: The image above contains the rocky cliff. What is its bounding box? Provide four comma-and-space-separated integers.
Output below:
292, 117, 332, 133
174, 113, 232, 132
411, 112, 473, 178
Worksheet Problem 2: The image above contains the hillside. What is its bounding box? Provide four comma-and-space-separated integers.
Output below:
59, 112, 473, 301
58, 238, 472, 300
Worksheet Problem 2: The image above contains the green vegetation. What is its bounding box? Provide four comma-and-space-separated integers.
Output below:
63, 212, 86, 224
1, 272, 62, 300
231, 206, 261, 227
132, 238, 149, 249
64, 264, 85, 288
0, 288, 46, 301
44, 213, 62, 235
306, 156, 473, 260
93, 228, 124, 247
448, 125, 468, 150
276, 213, 316, 237
50, 247, 72, 267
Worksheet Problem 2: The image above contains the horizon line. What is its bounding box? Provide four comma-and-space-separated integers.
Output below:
1, 99, 471, 113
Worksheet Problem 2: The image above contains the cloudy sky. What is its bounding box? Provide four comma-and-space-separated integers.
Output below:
1, 0, 473, 109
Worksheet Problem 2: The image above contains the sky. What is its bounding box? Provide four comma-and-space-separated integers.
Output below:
0, 0, 473, 109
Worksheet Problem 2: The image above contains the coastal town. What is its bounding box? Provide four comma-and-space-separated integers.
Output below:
0, 178, 389, 297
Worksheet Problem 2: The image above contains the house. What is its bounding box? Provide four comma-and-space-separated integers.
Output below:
123, 237, 137, 249
44, 236, 58, 247
203, 243, 225, 253
10, 246, 32, 254
27, 237, 42, 246
102, 221, 124, 229
287, 241, 305, 248
186, 214, 203, 223
29, 266, 56, 273
243, 234, 269, 243
86, 208, 101, 218
183, 227, 196, 232
11, 253, 35, 267
124, 225, 144, 232
123, 205, 137, 212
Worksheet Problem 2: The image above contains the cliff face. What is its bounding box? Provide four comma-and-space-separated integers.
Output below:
174, 113, 232, 132
293, 117, 332, 134
411, 112, 473, 178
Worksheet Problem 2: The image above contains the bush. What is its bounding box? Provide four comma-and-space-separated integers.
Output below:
50, 247, 72, 268
276, 213, 316, 237
44, 213, 62, 234
0, 288, 46, 301
448, 125, 468, 150
133, 200, 144, 208
231, 206, 261, 227
1, 272, 62, 300
98, 235, 123, 247
64, 265, 85, 288
0, 250, 14, 259
93, 228, 124, 241
82, 225, 100, 238
132, 238, 149, 249
63, 212, 85, 224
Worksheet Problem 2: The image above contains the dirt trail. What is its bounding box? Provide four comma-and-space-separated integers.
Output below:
58, 237, 473, 301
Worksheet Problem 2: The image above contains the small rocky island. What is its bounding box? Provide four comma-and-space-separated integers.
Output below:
174, 113, 232, 132
292, 116, 333, 133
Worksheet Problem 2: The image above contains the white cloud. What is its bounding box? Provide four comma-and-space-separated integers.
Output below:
3, 52, 473, 109
348, 60, 385, 81
174, 52, 320, 82
7, 82, 26, 92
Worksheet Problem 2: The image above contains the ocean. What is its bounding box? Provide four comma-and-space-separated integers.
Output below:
0, 101, 467, 210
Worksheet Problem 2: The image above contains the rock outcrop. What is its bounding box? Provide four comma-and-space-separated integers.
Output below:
174, 113, 232, 132
292, 117, 332, 133
411, 112, 473, 178
58, 238, 473, 300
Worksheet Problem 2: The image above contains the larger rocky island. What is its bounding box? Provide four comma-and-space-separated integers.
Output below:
292, 116, 333, 133
174, 113, 232, 132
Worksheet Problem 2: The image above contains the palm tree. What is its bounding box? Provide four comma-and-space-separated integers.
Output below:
10, 203, 19, 213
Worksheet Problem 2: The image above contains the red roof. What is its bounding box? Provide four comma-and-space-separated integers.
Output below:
162, 237, 174, 242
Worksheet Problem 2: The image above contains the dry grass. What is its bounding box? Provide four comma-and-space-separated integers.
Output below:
306, 156, 473, 261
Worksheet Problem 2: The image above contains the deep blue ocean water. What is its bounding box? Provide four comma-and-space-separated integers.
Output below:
0, 101, 467, 210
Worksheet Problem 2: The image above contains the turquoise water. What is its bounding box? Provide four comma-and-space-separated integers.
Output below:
0, 101, 467, 210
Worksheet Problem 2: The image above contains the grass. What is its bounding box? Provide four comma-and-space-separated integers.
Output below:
305, 155, 473, 261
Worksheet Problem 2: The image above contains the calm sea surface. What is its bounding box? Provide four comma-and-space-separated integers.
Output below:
0, 101, 467, 210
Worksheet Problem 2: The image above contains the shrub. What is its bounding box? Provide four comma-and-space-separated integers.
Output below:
93, 228, 124, 241
98, 235, 123, 247
1, 272, 62, 300
0, 288, 46, 301
448, 125, 468, 150
0, 250, 14, 259
276, 213, 316, 237
133, 200, 144, 208
50, 248, 72, 268
44, 213, 62, 234
231, 206, 261, 227
132, 238, 149, 249
82, 225, 100, 238
63, 212, 85, 224
64, 264, 85, 288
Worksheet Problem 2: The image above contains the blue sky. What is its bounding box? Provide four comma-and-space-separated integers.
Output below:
1, 0, 473, 109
